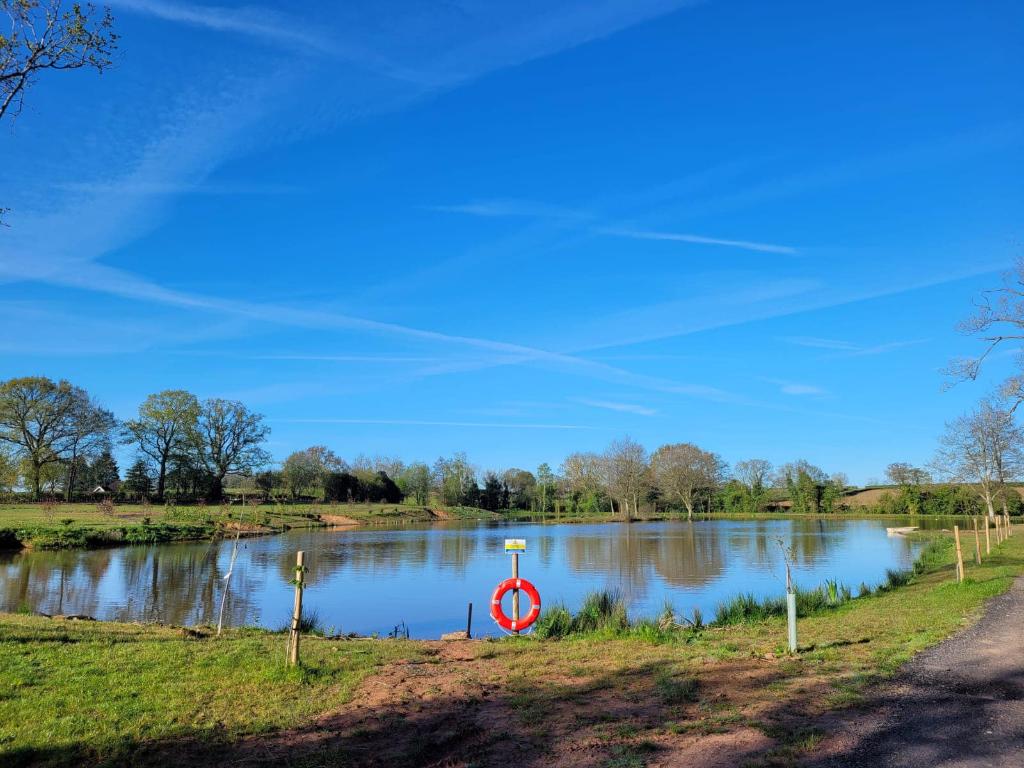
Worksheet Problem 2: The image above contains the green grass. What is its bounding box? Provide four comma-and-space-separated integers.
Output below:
1, 528, 1021, 766
0, 616, 422, 767
0, 501, 498, 550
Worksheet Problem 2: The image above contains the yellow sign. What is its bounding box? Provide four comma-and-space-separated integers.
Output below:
504, 538, 526, 553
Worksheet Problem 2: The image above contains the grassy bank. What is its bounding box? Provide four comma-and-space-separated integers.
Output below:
0, 502, 498, 550
1, 527, 1021, 767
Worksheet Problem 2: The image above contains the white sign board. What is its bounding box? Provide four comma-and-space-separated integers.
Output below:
504, 538, 526, 553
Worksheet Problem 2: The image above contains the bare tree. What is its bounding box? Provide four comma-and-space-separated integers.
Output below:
946, 259, 1024, 408
123, 390, 200, 501
62, 392, 116, 501
1, 0, 116, 121
884, 462, 931, 487
603, 437, 649, 519
650, 442, 724, 520
734, 458, 773, 513
933, 399, 1024, 519
191, 398, 270, 501
561, 451, 605, 510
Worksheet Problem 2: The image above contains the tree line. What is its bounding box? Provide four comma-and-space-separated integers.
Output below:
1, 374, 1022, 518
0, 381, 267, 502
5, 261, 1024, 513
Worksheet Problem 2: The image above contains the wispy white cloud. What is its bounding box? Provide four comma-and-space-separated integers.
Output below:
427, 200, 591, 219
52, 180, 302, 196
761, 377, 828, 397
783, 336, 929, 357
576, 398, 657, 416
271, 418, 596, 430
597, 226, 798, 255
426, 201, 793, 254
111, 0, 334, 51
251, 354, 448, 364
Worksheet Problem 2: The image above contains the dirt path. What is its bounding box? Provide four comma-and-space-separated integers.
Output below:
808, 576, 1024, 767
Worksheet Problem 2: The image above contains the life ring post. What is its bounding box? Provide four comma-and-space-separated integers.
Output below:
511, 552, 520, 628
490, 577, 541, 634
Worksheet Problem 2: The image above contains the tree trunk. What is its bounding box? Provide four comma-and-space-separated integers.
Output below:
32, 461, 42, 500
64, 453, 76, 503
685, 501, 693, 521
157, 455, 167, 502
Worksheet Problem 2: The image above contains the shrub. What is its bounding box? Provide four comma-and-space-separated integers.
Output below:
572, 590, 629, 634
534, 604, 573, 639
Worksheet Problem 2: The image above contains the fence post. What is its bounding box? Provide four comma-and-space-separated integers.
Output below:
954, 526, 965, 583
973, 517, 982, 565
985, 517, 991, 555
288, 550, 305, 667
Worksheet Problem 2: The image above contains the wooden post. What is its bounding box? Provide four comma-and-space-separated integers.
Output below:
1006, 513, 1012, 538
973, 517, 982, 565
995, 515, 1002, 544
954, 526, 965, 583
288, 550, 305, 667
985, 517, 991, 554
466, 602, 473, 639
511, 552, 520, 632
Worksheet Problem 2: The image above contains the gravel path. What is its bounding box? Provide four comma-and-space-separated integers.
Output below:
809, 576, 1024, 767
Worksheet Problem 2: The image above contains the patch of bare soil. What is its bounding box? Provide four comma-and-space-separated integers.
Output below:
157, 640, 855, 768
320, 514, 361, 526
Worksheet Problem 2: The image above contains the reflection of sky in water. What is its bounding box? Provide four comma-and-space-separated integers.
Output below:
0, 519, 923, 638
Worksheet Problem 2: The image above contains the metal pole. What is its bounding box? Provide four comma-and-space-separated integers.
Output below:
466, 602, 473, 639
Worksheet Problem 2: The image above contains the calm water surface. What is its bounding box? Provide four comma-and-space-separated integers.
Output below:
0, 519, 924, 638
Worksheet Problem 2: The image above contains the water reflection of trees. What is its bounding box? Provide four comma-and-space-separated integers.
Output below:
564, 524, 728, 605
0, 548, 113, 617
0, 520, 846, 629
108, 542, 257, 628
1, 543, 258, 629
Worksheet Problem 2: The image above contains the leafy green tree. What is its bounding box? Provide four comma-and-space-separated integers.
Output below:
733, 459, 773, 514
123, 390, 200, 501
0, 376, 82, 498
88, 450, 119, 489
433, 453, 475, 506
775, 460, 829, 515
501, 468, 536, 510
560, 453, 604, 514
0, 447, 16, 495
536, 463, 556, 514
479, 471, 507, 511
282, 451, 316, 499
397, 463, 431, 505
123, 459, 152, 499
190, 399, 270, 501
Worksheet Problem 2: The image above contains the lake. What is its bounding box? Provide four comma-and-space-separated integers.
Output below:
0, 518, 925, 639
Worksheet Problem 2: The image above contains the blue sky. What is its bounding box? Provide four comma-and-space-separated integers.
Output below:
1, 0, 1022, 483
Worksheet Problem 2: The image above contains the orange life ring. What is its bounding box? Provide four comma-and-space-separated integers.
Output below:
490, 577, 541, 632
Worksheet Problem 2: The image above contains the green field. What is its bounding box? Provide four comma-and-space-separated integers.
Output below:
1, 527, 1021, 767
0, 501, 499, 550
